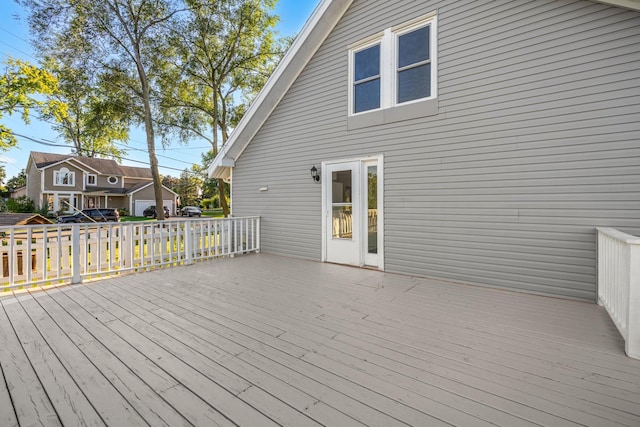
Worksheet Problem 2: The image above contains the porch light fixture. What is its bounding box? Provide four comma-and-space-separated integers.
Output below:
310, 165, 320, 182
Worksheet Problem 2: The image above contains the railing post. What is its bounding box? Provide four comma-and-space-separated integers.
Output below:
627, 243, 640, 359
72, 225, 81, 284
184, 220, 193, 265
256, 217, 260, 253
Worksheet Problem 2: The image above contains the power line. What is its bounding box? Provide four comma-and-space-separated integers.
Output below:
9, 131, 205, 175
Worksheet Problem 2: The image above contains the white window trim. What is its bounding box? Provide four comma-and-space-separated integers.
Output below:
86, 174, 97, 186
348, 12, 437, 117
107, 176, 118, 185
54, 168, 75, 187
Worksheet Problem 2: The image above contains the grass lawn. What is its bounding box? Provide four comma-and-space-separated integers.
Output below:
120, 216, 154, 222
120, 209, 224, 222
201, 209, 224, 218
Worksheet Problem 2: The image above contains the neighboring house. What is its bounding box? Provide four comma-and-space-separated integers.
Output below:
8, 185, 27, 199
26, 152, 179, 216
209, 0, 640, 302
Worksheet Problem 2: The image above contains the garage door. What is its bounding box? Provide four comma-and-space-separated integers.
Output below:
134, 200, 154, 217
134, 200, 175, 216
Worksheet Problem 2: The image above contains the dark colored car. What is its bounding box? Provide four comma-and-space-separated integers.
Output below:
180, 206, 202, 217
57, 208, 120, 223
143, 205, 170, 218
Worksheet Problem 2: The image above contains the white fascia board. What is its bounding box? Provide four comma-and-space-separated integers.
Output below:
594, 0, 640, 11
127, 181, 180, 197
42, 158, 101, 174
208, 155, 236, 179
127, 182, 153, 195
208, 0, 354, 178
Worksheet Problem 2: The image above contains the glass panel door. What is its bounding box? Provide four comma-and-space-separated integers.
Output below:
332, 170, 353, 239
325, 162, 360, 266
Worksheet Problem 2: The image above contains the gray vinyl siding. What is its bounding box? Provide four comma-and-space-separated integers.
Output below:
231, 0, 640, 301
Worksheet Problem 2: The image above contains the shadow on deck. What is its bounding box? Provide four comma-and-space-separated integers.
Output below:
1, 253, 639, 426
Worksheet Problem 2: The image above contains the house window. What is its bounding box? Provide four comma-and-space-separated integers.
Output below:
54, 167, 75, 186
397, 25, 431, 104
349, 13, 437, 115
107, 176, 118, 185
353, 44, 381, 114
86, 174, 97, 186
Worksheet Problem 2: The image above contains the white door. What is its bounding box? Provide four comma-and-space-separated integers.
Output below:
324, 162, 361, 266
323, 157, 383, 269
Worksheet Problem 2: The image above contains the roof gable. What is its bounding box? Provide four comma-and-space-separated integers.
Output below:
29, 151, 151, 178
208, 0, 640, 179
209, 0, 354, 178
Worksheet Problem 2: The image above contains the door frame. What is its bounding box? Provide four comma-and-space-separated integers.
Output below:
321, 155, 384, 270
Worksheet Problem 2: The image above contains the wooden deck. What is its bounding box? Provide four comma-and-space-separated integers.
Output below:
1, 253, 639, 427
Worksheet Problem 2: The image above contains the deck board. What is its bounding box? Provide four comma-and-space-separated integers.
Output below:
1, 253, 639, 426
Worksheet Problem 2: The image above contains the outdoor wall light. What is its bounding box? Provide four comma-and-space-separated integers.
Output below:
310, 165, 320, 182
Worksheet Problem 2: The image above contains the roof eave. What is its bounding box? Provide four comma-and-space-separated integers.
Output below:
595, 0, 640, 11
208, 0, 354, 178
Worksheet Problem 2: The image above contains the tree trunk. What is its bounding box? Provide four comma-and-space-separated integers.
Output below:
137, 60, 164, 220
217, 178, 229, 217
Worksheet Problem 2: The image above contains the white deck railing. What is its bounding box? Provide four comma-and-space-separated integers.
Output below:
0, 216, 260, 292
597, 227, 640, 359
331, 209, 377, 239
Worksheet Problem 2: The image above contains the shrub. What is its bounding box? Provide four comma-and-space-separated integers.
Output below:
6, 196, 35, 213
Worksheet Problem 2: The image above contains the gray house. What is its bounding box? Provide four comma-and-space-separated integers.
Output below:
209, 0, 640, 302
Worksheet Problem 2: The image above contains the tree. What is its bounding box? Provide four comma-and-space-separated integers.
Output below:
22, 0, 184, 220
174, 168, 202, 207
161, 175, 179, 190
43, 60, 131, 160
194, 149, 228, 206
0, 58, 66, 148
0, 165, 6, 190
6, 196, 35, 213
158, 0, 288, 216
6, 169, 26, 190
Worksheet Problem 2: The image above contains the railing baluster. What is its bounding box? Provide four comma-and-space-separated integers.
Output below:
0, 217, 260, 290
597, 227, 640, 359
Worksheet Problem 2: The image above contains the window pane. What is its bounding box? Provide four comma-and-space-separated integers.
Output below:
367, 165, 377, 254
332, 170, 352, 203
354, 44, 380, 81
398, 63, 431, 103
398, 26, 430, 68
354, 79, 380, 113
332, 206, 353, 239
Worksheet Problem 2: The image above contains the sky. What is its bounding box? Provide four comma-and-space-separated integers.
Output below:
0, 0, 320, 180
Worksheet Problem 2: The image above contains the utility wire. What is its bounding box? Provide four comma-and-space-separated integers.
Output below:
8, 131, 206, 176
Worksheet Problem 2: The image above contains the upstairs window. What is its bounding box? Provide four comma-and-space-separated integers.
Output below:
54, 167, 75, 186
86, 174, 97, 186
397, 25, 431, 104
353, 44, 381, 113
349, 13, 437, 115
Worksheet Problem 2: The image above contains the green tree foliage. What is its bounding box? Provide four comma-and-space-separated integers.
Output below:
5, 169, 26, 191
6, 196, 35, 213
43, 60, 131, 160
22, 0, 184, 220
158, 0, 289, 216
0, 58, 67, 148
174, 168, 203, 207
0, 165, 6, 191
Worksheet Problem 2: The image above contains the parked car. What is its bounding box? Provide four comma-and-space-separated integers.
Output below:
181, 206, 202, 217
143, 205, 170, 218
57, 208, 120, 223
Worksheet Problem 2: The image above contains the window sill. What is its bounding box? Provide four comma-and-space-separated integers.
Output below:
347, 97, 438, 130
